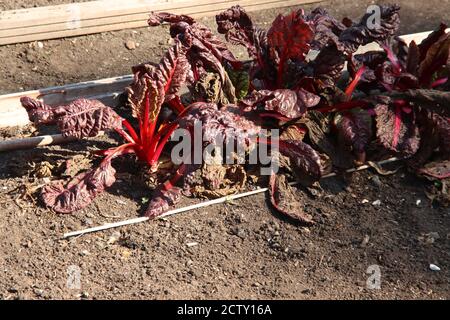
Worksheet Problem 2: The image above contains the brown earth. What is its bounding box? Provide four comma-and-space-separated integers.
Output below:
0, 0, 450, 300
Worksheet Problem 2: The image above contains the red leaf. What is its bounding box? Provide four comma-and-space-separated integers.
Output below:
278, 139, 331, 184
21, 97, 123, 139
240, 88, 320, 119
375, 104, 420, 156
418, 33, 450, 86
41, 159, 116, 213
269, 173, 313, 224
267, 10, 313, 87
335, 109, 373, 163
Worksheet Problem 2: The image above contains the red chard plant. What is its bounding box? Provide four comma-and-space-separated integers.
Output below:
19, 3, 450, 223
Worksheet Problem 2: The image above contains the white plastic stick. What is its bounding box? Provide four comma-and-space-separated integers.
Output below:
63, 157, 400, 238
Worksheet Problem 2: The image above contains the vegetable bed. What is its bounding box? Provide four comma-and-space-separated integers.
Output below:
0, 1, 449, 300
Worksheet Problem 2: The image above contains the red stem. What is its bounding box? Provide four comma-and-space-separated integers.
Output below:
150, 125, 179, 164
161, 163, 187, 191
392, 105, 402, 149
345, 66, 366, 99
122, 119, 140, 143
167, 97, 185, 114
114, 128, 135, 144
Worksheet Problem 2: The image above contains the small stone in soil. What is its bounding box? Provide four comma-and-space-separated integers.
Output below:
186, 242, 198, 247
429, 264, 441, 271
125, 40, 137, 50
372, 200, 381, 206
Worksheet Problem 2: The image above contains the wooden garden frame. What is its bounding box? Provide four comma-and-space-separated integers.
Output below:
0, 0, 322, 45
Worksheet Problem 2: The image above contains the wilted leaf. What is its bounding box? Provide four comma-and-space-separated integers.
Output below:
418, 33, 450, 86
303, 111, 354, 169
145, 186, 182, 217
41, 160, 116, 213
269, 174, 313, 224
418, 160, 450, 180
188, 164, 247, 198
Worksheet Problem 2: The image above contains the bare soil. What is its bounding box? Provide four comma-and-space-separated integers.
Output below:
0, 0, 449, 300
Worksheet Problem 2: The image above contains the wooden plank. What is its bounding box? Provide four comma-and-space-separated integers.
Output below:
0, 29, 444, 129
0, 0, 322, 45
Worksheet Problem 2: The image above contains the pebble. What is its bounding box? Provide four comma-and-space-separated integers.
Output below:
107, 231, 121, 245
372, 200, 381, 206
34, 289, 44, 297
416, 199, 422, 206
37, 41, 44, 49
361, 199, 369, 204
80, 250, 90, 256
186, 242, 198, 247
125, 40, 138, 50
429, 264, 441, 271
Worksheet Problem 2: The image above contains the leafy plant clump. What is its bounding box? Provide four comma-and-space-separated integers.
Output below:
20, 4, 450, 222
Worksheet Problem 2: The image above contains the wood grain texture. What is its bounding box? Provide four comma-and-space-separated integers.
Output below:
0, 0, 321, 45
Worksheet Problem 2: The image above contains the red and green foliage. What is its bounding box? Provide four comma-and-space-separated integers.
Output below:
20, 4, 450, 223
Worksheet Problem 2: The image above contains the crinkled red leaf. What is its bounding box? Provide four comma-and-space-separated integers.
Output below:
306, 7, 346, 50
41, 160, 116, 213
145, 187, 182, 218
267, 10, 313, 87
240, 88, 320, 119
178, 103, 261, 148
216, 5, 259, 58
374, 104, 420, 156
335, 109, 373, 163
147, 12, 195, 26
149, 11, 241, 69
128, 39, 190, 121
21, 97, 123, 139
339, 4, 400, 52
418, 33, 450, 86
278, 139, 331, 184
